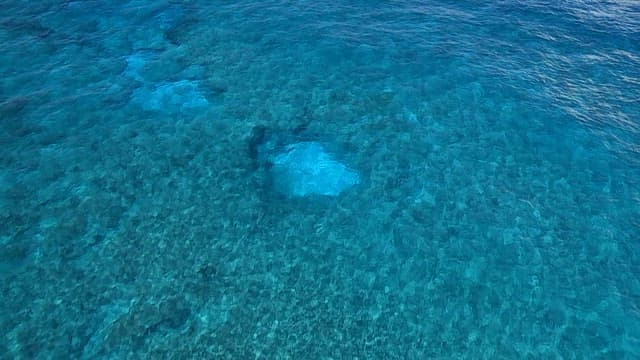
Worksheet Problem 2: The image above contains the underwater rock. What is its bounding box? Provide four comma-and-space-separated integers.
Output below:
248, 125, 269, 163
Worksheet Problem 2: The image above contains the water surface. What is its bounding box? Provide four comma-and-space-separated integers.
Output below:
1, 0, 639, 358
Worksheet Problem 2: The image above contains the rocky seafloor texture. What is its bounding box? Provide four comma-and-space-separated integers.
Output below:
2, 0, 640, 358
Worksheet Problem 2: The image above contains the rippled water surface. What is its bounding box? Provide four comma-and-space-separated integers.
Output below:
2, 1, 639, 358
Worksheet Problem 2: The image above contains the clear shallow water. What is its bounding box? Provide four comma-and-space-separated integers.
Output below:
1, 0, 639, 358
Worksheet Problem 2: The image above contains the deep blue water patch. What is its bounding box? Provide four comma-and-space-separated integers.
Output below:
1, 0, 640, 358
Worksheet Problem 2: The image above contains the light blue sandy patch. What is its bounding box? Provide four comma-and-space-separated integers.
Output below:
131, 79, 209, 113
124, 53, 147, 81
270, 142, 360, 197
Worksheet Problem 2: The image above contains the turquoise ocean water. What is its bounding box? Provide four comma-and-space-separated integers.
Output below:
2, 0, 640, 358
